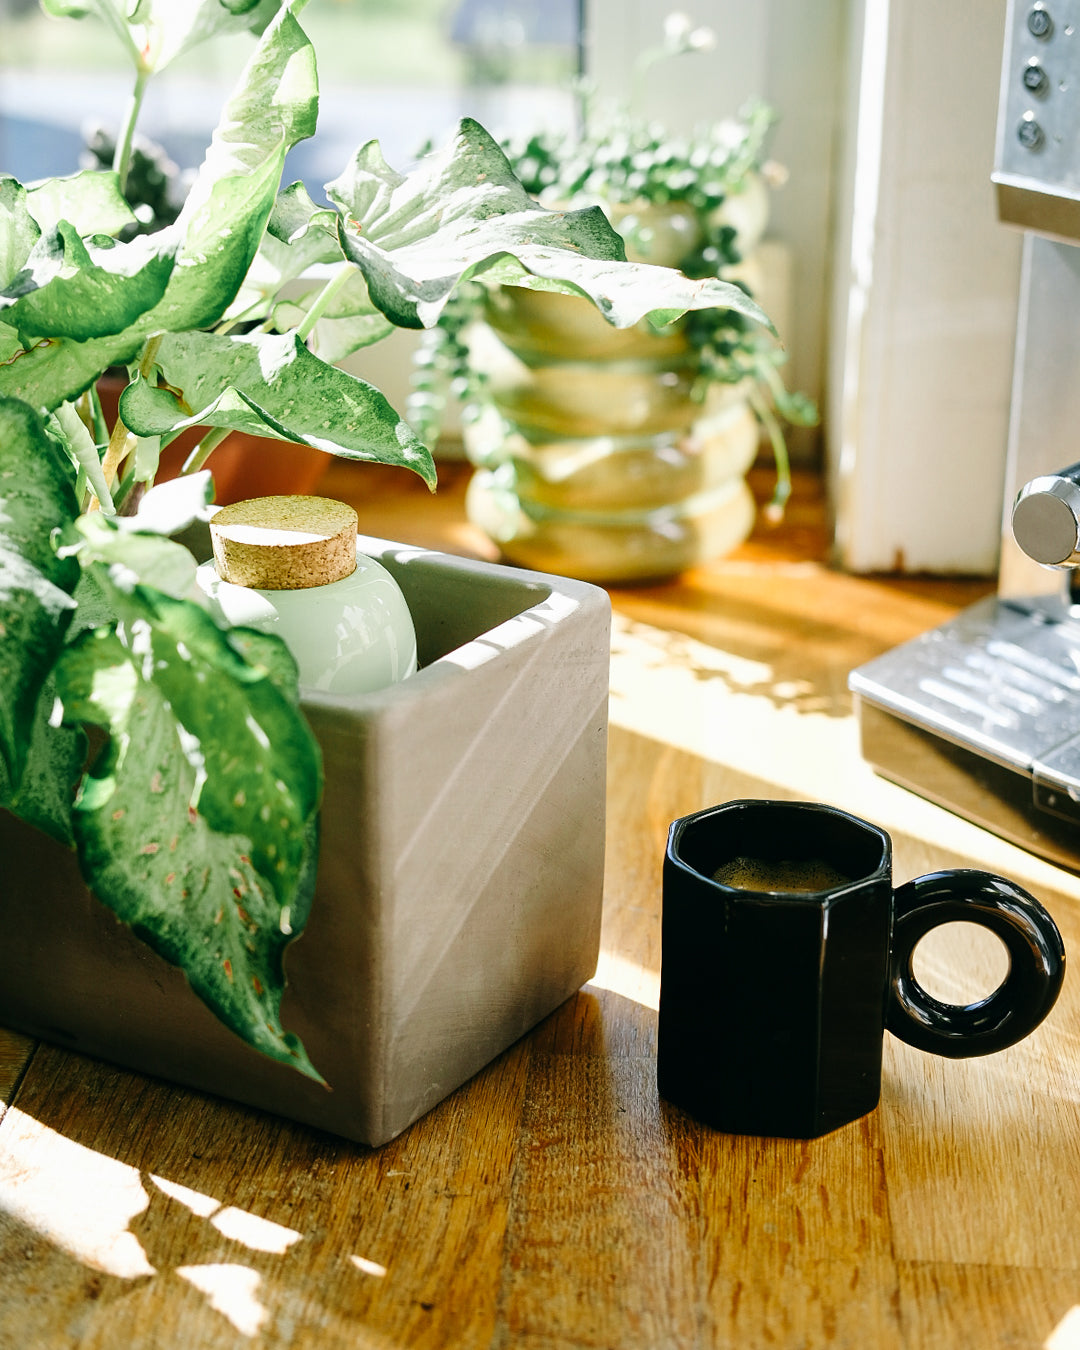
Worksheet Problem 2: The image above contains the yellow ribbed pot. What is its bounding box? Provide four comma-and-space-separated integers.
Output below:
461, 195, 767, 583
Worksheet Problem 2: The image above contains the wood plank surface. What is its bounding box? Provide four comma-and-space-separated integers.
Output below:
4, 460, 1080, 1348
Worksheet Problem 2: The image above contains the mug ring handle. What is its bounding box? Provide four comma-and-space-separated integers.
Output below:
885, 869, 1065, 1058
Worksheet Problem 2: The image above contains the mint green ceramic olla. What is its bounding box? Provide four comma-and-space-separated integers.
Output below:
195, 495, 418, 695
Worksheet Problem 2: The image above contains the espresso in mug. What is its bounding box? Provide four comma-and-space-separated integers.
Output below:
712, 856, 853, 893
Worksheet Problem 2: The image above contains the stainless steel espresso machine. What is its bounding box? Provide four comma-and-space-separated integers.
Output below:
849, 0, 1080, 871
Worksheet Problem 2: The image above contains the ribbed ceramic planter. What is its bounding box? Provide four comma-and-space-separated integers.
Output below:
0, 536, 611, 1146
461, 195, 768, 584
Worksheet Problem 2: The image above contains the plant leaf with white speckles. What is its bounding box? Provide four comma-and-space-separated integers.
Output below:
0, 396, 80, 790
0, 221, 178, 343
25, 169, 137, 239
0, 6, 317, 412
54, 571, 324, 1080
0, 673, 86, 847
0, 177, 43, 291
119, 329, 436, 487
40, 0, 286, 75
325, 117, 775, 336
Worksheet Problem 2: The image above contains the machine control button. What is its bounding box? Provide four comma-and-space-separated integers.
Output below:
1023, 59, 1050, 95
1028, 4, 1054, 38
1018, 112, 1046, 148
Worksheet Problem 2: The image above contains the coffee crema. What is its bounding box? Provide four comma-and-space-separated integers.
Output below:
711, 856, 853, 893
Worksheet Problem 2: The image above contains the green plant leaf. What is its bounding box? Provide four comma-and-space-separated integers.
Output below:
39, 0, 90, 17
148, 3, 318, 334
271, 272, 394, 363
0, 330, 145, 414
73, 513, 200, 599
472, 250, 775, 333
265, 179, 341, 255
0, 178, 42, 290
325, 117, 775, 337
54, 572, 324, 1080
120, 329, 437, 487
0, 5, 318, 413
0, 324, 21, 365
0, 677, 86, 847
26, 170, 137, 238
326, 119, 627, 330
46, 0, 286, 73
0, 396, 80, 788
1, 221, 178, 343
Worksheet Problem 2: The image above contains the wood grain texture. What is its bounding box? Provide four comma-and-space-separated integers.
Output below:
5, 462, 1079, 1348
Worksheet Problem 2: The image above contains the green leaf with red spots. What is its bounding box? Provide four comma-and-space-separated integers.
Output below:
0, 395, 80, 791
53, 569, 324, 1081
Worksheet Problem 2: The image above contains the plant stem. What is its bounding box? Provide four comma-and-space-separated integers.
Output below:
295, 263, 354, 344
182, 426, 231, 476
98, 415, 136, 505
748, 385, 791, 523
81, 383, 108, 446
113, 68, 149, 194
137, 334, 163, 382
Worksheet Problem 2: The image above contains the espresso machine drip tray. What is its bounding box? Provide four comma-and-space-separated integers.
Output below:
850, 595, 1080, 870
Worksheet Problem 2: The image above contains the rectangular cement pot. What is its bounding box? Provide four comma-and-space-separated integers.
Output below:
0, 536, 611, 1146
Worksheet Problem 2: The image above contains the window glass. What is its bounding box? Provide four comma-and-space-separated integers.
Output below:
0, 0, 582, 192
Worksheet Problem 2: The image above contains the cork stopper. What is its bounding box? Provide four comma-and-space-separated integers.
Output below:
210, 496, 358, 591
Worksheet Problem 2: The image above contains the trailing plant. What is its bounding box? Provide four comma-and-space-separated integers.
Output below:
0, 0, 772, 1079
410, 19, 818, 518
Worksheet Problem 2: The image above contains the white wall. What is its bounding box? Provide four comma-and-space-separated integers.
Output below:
828, 0, 1023, 574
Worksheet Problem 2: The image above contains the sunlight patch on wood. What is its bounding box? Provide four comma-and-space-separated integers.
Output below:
590, 950, 661, 1011
0, 1106, 154, 1278
150, 1174, 302, 1253
1048, 1306, 1080, 1349
211, 1206, 303, 1255
350, 1253, 388, 1277
607, 611, 1080, 903
176, 1263, 267, 1338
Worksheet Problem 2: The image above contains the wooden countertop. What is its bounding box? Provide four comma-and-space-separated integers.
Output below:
4, 459, 1080, 1349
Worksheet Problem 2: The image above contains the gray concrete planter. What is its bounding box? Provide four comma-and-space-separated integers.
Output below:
0, 537, 610, 1146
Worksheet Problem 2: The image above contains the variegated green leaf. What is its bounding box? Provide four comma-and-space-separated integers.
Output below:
0, 395, 80, 787
43, 0, 285, 73
73, 513, 200, 600
148, 4, 317, 334
470, 248, 774, 333
120, 329, 436, 486
0, 177, 42, 290
0, 330, 145, 414
26, 170, 137, 238
271, 271, 393, 363
0, 221, 178, 342
326, 117, 774, 336
0, 677, 85, 847
54, 573, 324, 1080
0, 4, 317, 412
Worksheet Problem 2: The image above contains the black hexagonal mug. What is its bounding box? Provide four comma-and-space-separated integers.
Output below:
657, 799, 1066, 1139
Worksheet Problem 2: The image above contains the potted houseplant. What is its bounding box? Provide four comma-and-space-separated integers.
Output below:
0, 0, 772, 1143
410, 14, 818, 583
